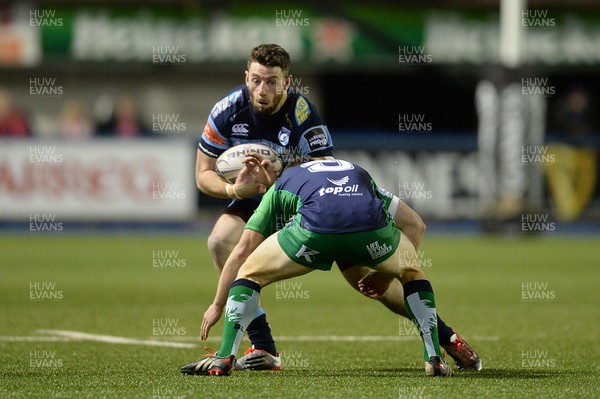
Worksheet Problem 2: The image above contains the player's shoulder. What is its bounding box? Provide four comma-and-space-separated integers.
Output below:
209, 85, 248, 121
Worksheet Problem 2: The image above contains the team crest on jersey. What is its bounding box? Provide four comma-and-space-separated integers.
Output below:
295, 97, 311, 125
278, 127, 291, 146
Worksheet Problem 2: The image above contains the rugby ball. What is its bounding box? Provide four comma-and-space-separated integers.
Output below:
215, 143, 283, 183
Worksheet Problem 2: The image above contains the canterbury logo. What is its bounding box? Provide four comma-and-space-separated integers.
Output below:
232, 123, 249, 134
327, 176, 349, 186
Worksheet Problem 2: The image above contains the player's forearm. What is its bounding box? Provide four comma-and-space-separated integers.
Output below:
394, 200, 426, 249
212, 258, 244, 308
211, 230, 265, 307
401, 222, 426, 250
196, 170, 234, 199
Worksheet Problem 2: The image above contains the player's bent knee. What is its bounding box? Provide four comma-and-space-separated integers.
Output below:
206, 231, 231, 254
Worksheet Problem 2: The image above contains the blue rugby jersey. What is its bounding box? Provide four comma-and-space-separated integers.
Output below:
199, 85, 333, 163
246, 159, 397, 236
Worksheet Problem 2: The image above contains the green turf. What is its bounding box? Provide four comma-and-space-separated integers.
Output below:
1, 234, 598, 398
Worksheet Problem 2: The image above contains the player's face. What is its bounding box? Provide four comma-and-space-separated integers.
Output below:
245, 62, 290, 116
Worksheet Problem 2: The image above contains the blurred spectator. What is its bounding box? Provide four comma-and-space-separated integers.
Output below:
96, 94, 151, 137
544, 85, 598, 221
59, 100, 93, 139
0, 88, 31, 136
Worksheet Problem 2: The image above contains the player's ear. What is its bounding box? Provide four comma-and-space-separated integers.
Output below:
284, 74, 292, 90
244, 70, 249, 83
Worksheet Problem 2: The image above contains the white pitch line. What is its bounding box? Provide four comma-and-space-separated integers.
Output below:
155, 335, 499, 343
0, 336, 74, 342
36, 329, 196, 348
0, 330, 499, 346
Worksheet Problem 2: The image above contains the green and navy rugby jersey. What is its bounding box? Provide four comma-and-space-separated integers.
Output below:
246, 159, 397, 236
199, 85, 333, 163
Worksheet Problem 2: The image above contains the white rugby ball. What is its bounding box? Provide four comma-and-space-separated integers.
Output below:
215, 143, 283, 183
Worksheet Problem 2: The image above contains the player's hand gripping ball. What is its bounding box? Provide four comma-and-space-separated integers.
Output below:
215, 143, 283, 183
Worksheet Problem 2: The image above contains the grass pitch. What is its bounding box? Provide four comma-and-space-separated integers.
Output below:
1, 233, 598, 398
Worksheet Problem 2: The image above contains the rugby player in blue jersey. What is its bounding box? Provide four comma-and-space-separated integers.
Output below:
195, 44, 334, 370
183, 158, 482, 377
194, 44, 479, 373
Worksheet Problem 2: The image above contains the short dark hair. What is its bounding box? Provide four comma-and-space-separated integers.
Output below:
247, 44, 290, 74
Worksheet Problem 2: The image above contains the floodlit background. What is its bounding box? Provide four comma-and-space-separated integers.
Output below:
1, 0, 599, 229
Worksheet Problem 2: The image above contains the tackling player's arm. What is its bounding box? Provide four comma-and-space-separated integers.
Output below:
201, 228, 266, 340
393, 199, 426, 250
377, 186, 426, 249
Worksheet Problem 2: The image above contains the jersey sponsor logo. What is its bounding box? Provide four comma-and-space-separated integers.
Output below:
295, 245, 319, 263
366, 241, 393, 260
211, 90, 242, 119
295, 97, 311, 125
327, 176, 349, 186
203, 122, 225, 145
278, 127, 290, 146
231, 123, 249, 135
303, 127, 329, 152
319, 184, 360, 196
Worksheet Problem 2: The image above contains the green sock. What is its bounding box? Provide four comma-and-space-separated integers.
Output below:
403, 280, 444, 360
216, 279, 261, 357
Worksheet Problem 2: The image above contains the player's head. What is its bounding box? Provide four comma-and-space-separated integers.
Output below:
245, 44, 292, 116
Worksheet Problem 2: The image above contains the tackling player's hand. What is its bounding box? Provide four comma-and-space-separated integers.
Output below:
243, 153, 277, 187
232, 163, 267, 197
357, 271, 393, 299
201, 304, 224, 340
